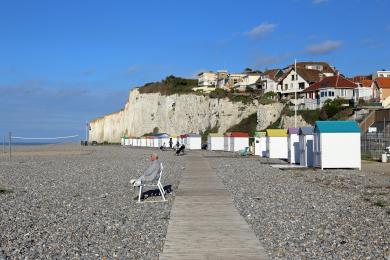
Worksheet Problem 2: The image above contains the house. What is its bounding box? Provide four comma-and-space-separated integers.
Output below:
303, 75, 357, 109
198, 71, 217, 87
256, 69, 284, 93
224, 73, 246, 90
254, 131, 267, 157
207, 133, 224, 151
287, 128, 300, 164
372, 77, 390, 103
216, 70, 229, 88
313, 121, 361, 170
285, 61, 337, 77
372, 70, 390, 79
353, 78, 373, 101
299, 127, 314, 167
277, 67, 323, 99
233, 73, 261, 91
266, 129, 288, 159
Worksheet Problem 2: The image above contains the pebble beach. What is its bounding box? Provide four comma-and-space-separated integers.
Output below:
0, 144, 184, 259
1, 145, 390, 259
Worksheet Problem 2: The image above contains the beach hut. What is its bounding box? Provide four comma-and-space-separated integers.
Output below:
134, 138, 140, 147
207, 133, 224, 151
124, 137, 130, 146
299, 127, 314, 167
121, 137, 125, 146
288, 128, 300, 164
313, 121, 361, 170
224, 132, 231, 152
140, 137, 147, 147
266, 129, 288, 159
254, 132, 267, 157
228, 132, 249, 152
157, 133, 170, 148
186, 133, 202, 150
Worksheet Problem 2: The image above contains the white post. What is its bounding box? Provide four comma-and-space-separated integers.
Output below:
8, 132, 11, 161
3, 136, 5, 154
85, 121, 88, 144
294, 59, 297, 128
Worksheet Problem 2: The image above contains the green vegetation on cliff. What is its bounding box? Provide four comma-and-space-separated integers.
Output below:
138, 75, 198, 95
226, 113, 257, 136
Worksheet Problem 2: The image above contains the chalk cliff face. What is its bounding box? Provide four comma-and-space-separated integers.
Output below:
89, 89, 285, 143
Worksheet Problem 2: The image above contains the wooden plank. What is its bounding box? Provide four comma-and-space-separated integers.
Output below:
159, 153, 268, 260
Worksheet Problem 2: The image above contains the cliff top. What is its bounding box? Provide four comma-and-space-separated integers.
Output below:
137, 75, 197, 95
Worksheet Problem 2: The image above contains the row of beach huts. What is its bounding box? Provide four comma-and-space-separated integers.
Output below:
121, 120, 361, 170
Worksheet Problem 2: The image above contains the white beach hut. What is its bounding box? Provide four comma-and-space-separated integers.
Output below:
288, 128, 300, 164
266, 129, 288, 159
124, 137, 130, 146
228, 132, 249, 152
157, 134, 170, 148
121, 137, 125, 146
224, 132, 231, 152
313, 121, 361, 170
186, 133, 202, 150
207, 133, 224, 151
254, 132, 267, 157
140, 137, 147, 147
134, 138, 140, 147
299, 127, 314, 167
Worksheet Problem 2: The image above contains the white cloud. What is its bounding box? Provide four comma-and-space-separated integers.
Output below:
305, 40, 343, 54
244, 22, 277, 38
312, 0, 328, 4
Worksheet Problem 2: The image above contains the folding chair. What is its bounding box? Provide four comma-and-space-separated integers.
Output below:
138, 163, 166, 203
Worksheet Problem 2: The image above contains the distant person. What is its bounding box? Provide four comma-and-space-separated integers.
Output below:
176, 144, 185, 156
169, 138, 173, 149
175, 141, 180, 151
160, 142, 166, 151
130, 153, 161, 200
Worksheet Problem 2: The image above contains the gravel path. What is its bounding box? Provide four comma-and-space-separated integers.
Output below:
0, 144, 185, 259
207, 152, 390, 259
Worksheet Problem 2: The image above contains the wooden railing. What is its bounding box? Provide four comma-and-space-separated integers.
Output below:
359, 109, 390, 133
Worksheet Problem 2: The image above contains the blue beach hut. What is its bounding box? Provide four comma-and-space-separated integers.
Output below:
313, 121, 361, 170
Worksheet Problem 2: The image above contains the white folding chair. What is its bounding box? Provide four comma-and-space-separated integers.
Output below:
138, 163, 166, 203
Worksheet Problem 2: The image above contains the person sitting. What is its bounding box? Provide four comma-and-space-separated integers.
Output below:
130, 153, 161, 200
159, 142, 166, 151
175, 141, 180, 151
176, 144, 185, 156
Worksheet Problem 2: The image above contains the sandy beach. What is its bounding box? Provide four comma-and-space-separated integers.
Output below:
1, 145, 390, 259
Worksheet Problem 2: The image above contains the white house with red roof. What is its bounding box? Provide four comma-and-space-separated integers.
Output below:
303, 75, 357, 109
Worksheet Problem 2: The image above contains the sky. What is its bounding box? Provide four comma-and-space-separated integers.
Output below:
0, 0, 389, 139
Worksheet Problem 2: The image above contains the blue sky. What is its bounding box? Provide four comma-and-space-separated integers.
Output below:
0, 0, 389, 139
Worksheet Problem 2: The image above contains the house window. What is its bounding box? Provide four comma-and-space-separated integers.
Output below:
321, 92, 324, 97
291, 75, 294, 80
325, 92, 328, 97
299, 82, 305, 89
379, 74, 383, 77
340, 89, 346, 96
284, 84, 288, 90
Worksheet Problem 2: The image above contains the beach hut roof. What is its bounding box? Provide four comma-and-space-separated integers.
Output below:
254, 131, 266, 138
287, 128, 299, 134
187, 133, 201, 137
209, 133, 224, 137
226, 132, 249, 137
299, 127, 314, 135
314, 121, 360, 133
266, 129, 288, 137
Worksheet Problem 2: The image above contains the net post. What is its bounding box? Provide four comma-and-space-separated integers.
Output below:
9, 132, 11, 161
3, 135, 5, 154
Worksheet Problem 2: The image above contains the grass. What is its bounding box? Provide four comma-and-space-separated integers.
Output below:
374, 200, 386, 208
138, 75, 198, 96
200, 124, 220, 142
226, 113, 257, 136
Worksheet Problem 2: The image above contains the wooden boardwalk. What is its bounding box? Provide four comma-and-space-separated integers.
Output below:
160, 153, 268, 260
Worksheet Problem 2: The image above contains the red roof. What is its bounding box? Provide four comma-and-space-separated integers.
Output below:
303, 75, 357, 93
375, 77, 390, 89
225, 132, 249, 137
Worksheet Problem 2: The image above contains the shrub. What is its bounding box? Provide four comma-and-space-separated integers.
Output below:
226, 113, 257, 136
138, 75, 197, 95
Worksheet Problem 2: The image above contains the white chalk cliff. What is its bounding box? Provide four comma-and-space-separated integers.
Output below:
89, 88, 286, 143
